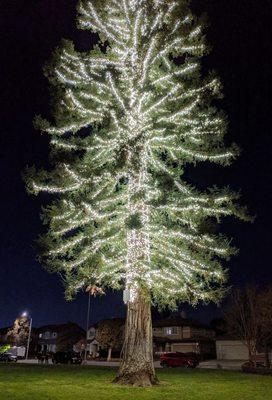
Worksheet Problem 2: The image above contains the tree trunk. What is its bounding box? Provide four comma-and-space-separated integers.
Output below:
264, 343, 270, 369
248, 347, 251, 363
113, 289, 158, 387
107, 347, 112, 362
247, 340, 253, 364
252, 341, 257, 367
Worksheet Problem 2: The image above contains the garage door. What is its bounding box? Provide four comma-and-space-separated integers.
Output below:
172, 344, 195, 353
217, 343, 248, 360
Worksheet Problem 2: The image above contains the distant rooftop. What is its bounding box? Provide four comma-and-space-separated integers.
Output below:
153, 316, 212, 330
37, 322, 85, 333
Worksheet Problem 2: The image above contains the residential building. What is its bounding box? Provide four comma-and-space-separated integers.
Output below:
73, 325, 100, 357
86, 326, 99, 357
37, 322, 85, 353
153, 316, 216, 359
0, 327, 10, 344
216, 336, 272, 362
85, 316, 216, 359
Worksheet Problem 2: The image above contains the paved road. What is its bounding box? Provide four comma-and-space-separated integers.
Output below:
18, 358, 243, 370
18, 359, 162, 368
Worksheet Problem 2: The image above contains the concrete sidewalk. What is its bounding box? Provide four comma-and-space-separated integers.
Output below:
198, 359, 243, 371
85, 360, 162, 368
18, 359, 38, 364
18, 359, 162, 368
18, 358, 243, 371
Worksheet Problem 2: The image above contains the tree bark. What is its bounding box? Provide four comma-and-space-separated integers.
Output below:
113, 289, 158, 387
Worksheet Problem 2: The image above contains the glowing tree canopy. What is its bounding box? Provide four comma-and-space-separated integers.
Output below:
26, 0, 249, 307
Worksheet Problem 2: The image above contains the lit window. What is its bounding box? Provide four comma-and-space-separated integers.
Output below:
165, 327, 178, 335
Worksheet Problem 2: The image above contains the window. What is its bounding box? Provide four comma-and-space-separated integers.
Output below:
49, 344, 56, 353
88, 328, 95, 339
52, 332, 57, 338
165, 327, 178, 335
39, 333, 42, 338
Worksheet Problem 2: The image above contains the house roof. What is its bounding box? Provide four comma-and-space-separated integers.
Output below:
216, 335, 242, 341
90, 316, 213, 332
89, 317, 125, 330
0, 327, 10, 334
37, 322, 85, 333
153, 317, 212, 330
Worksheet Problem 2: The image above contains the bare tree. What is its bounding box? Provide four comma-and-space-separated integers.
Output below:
257, 287, 272, 367
96, 319, 124, 362
224, 285, 259, 364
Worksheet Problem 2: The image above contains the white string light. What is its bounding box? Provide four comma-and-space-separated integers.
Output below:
29, 0, 247, 306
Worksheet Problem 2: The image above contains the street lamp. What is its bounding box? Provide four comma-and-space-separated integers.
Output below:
21, 312, 32, 360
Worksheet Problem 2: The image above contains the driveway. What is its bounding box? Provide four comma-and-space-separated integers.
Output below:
199, 359, 244, 371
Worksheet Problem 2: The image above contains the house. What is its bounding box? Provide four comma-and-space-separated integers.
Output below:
216, 336, 272, 362
37, 322, 85, 353
153, 316, 216, 359
0, 327, 10, 345
85, 320, 125, 358
84, 316, 216, 359
73, 325, 99, 357
86, 326, 99, 357
77, 315, 216, 360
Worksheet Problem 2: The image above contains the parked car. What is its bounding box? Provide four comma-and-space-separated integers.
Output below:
52, 351, 82, 365
0, 353, 17, 363
160, 352, 199, 368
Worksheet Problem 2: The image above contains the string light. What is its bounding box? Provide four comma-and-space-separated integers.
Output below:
28, 0, 249, 306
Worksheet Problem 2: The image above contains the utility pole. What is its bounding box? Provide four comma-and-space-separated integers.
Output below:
84, 291, 91, 363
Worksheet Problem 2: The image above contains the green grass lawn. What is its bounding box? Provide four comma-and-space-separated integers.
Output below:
0, 364, 271, 400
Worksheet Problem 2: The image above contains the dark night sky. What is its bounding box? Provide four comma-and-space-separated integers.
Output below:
0, 0, 272, 329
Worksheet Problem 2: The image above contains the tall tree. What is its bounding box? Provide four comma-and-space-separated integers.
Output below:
25, 0, 250, 385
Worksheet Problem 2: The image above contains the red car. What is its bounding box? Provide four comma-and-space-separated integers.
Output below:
160, 352, 199, 368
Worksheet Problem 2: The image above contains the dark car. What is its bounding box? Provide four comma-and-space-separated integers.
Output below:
0, 353, 17, 363
52, 351, 82, 365
160, 352, 199, 368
